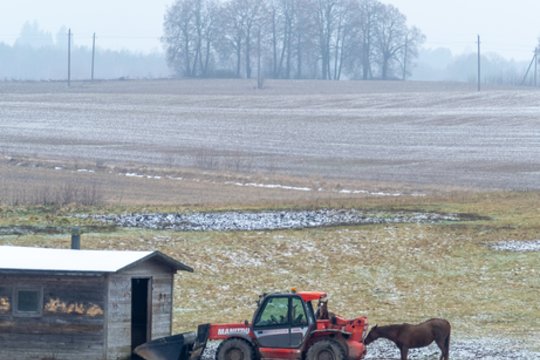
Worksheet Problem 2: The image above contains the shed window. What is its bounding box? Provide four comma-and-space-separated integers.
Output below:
14, 288, 43, 316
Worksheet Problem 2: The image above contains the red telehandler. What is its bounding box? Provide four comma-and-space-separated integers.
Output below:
135, 290, 369, 360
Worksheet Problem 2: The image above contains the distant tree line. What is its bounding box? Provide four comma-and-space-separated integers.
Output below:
412, 47, 532, 86
162, 0, 425, 80
0, 43, 170, 80
0, 21, 171, 81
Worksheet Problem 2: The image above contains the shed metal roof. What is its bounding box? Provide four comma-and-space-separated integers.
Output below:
0, 246, 193, 274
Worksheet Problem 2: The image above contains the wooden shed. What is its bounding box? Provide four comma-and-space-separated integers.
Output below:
0, 245, 193, 360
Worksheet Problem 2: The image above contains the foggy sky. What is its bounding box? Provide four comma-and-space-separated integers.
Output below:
0, 0, 173, 53
386, 0, 540, 61
1, 0, 539, 60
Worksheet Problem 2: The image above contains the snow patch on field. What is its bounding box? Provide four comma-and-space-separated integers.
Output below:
365, 337, 540, 359
221, 249, 264, 267
43, 161, 423, 197
84, 209, 463, 231
201, 338, 540, 360
225, 181, 312, 192
489, 240, 540, 252
225, 182, 412, 196
125, 172, 162, 179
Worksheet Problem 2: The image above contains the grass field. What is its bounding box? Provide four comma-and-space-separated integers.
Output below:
0, 80, 539, 356
1, 191, 538, 353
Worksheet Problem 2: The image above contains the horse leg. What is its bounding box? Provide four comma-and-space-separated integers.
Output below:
399, 346, 408, 360
444, 333, 450, 360
435, 334, 450, 360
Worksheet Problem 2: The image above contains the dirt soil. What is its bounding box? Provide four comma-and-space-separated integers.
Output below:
1, 79, 539, 196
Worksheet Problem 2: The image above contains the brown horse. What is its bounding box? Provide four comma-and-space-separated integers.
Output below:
315, 298, 335, 320
364, 318, 450, 360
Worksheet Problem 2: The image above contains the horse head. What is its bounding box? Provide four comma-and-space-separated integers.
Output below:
316, 298, 329, 319
364, 324, 379, 345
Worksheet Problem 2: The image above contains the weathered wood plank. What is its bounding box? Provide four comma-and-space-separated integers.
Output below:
0, 252, 182, 360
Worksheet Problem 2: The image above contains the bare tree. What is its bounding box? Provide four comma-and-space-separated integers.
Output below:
219, 0, 263, 78
294, 0, 319, 78
374, 4, 408, 79
313, 0, 336, 79
310, 0, 359, 80
220, 1, 244, 77
266, 0, 297, 78
397, 26, 425, 80
331, 0, 358, 80
163, 0, 221, 77
356, 0, 384, 79
163, 0, 195, 76
243, 0, 264, 79
197, 0, 221, 76
162, 0, 423, 80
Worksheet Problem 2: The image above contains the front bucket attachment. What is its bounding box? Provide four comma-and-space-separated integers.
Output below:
134, 332, 196, 360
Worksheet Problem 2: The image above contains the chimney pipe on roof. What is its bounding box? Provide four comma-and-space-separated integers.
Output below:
71, 227, 81, 250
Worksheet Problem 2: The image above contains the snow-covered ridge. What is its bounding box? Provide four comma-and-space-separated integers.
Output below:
85, 209, 463, 231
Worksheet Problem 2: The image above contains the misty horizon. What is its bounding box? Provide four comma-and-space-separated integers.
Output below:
0, 23, 532, 84
2, 0, 540, 60
0, 0, 538, 83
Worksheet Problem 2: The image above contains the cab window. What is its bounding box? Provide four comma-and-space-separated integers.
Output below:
291, 297, 308, 326
254, 297, 289, 326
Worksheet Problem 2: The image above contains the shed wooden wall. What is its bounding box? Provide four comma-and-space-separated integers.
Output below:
105, 259, 175, 360
0, 274, 106, 360
0, 259, 180, 360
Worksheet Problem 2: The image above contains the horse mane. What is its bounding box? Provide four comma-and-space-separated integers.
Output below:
374, 324, 405, 338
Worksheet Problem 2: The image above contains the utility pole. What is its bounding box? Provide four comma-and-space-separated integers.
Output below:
477, 35, 481, 92
534, 47, 538, 87
67, 28, 72, 87
257, 27, 263, 89
403, 34, 408, 81
91, 32, 96, 81
520, 50, 536, 86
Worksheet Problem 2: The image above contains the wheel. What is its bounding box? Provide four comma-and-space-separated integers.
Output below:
216, 339, 254, 360
306, 340, 346, 360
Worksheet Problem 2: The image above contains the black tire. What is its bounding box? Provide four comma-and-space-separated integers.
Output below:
216, 339, 255, 360
306, 340, 346, 360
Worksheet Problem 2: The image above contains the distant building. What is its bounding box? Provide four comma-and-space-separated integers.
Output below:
0, 246, 193, 360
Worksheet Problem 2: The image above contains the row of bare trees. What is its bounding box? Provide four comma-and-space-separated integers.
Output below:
162, 0, 424, 80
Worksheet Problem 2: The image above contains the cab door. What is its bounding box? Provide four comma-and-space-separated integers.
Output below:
253, 296, 291, 347
252, 295, 310, 348
289, 296, 309, 347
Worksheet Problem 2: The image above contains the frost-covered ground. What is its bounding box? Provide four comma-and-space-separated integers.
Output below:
489, 240, 540, 252
365, 337, 540, 359
1, 80, 539, 191
85, 209, 463, 231
200, 338, 540, 360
